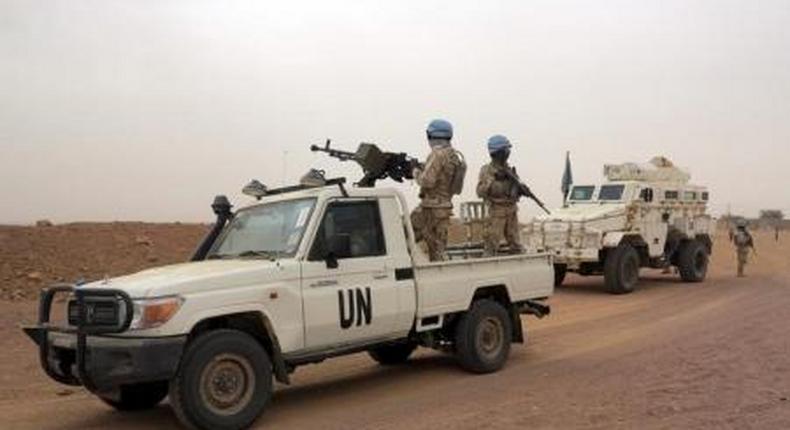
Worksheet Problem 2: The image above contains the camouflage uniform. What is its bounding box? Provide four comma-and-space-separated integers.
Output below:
732, 229, 754, 277
413, 144, 458, 261
477, 161, 523, 256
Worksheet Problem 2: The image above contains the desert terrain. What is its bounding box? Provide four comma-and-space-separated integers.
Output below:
0, 224, 788, 429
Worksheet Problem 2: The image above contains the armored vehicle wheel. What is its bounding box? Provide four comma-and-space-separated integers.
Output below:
454, 299, 513, 374
369, 342, 417, 365
604, 243, 640, 294
677, 239, 709, 282
99, 381, 168, 411
169, 329, 272, 430
554, 264, 567, 287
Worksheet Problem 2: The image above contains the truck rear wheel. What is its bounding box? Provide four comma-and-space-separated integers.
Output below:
169, 329, 272, 430
554, 264, 567, 287
99, 381, 168, 411
454, 299, 512, 374
604, 243, 640, 294
369, 342, 417, 365
677, 239, 709, 282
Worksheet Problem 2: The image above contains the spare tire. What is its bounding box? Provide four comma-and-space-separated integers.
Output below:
369, 342, 417, 365
99, 381, 168, 411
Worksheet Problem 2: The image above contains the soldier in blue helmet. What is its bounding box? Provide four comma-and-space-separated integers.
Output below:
411, 119, 466, 261
476, 134, 524, 256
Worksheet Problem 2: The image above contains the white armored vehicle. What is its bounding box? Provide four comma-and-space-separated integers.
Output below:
524, 156, 714, 294
24, 175, 553, 430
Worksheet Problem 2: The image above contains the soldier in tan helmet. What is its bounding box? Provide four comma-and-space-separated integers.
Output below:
412, 119, 466, 261
477, 134, 524, 256
732, 219, 756, 277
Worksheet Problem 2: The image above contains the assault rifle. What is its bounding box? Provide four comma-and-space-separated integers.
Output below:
502, 167, 551, 215
310, 140, 423, 188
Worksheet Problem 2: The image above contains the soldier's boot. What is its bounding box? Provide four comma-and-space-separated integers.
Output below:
737, 261, 745, 277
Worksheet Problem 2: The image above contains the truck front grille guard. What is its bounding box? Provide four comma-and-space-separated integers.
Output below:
24, 284, 134, 391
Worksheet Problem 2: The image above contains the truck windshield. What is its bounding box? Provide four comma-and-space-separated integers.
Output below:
569, 186, 595, 201
598, 185, 625, 201
209, 198, 316, 259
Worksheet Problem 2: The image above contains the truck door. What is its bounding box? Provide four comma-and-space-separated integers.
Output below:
300, 199, 404, 350
636, 186, 667, 258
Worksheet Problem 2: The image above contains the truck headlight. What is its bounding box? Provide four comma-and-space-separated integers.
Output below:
129, 296, 184, 330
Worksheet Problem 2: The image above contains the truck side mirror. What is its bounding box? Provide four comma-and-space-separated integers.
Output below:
325, 234, 351, 269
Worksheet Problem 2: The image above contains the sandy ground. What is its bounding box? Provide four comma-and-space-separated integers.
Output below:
0, 229, 788, 429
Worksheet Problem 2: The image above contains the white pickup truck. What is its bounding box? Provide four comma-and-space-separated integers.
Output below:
24, 178, 554, 430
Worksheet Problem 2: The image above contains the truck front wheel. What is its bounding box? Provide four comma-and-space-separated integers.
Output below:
454, 299, 513, 374
99, 381, 168, 411
677, 239, 709, 282
369, 342, 417, 365
604, 243, 640, 294
169, 330, 272, 430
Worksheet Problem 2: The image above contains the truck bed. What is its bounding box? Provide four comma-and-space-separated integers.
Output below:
414, 252, 554, 319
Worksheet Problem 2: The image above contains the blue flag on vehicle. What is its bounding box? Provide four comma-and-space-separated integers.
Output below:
561, 151, 573, 202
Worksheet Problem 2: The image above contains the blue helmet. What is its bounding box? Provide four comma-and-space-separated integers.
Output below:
487, 134, 512, 154
426, 119, 453, 140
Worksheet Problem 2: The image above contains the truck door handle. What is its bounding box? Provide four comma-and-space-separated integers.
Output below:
373, 274, 388, 280
309, 280, 338, 288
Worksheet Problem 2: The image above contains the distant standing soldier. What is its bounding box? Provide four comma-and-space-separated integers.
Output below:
732, 220, 755, 277
412, 119, 466, 261
477, 135, 524, 256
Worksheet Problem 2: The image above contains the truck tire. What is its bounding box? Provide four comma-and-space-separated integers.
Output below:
554, 264, 567, 287
99, 381, 168, 411
604, 243, 640, 294
454, 299, 513, 374
677, 239, 709, 282
368, 342, 417, 365
169, 329, 272, 430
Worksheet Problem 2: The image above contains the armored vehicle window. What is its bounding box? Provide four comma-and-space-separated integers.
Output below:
310, 200, 386, 260
684, 191, 697, 201
211, 198, 316, 259
639, 188, 654, 202
665, 190, 679, 200
701, 192, 709, 201
569, 186, 595, 201
598, 184, 625, 201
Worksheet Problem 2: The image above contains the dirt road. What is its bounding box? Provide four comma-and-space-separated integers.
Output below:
1, 230, 788, 429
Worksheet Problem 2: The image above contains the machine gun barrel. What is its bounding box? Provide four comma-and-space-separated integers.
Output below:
504, 168, 551, 215
310, 140, 422, 188
310, 140, 357, 161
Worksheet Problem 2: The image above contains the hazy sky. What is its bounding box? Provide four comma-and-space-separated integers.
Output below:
1, 0, 788, 224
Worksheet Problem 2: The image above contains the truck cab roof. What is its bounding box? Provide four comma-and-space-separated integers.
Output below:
237, 181, 407, 212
